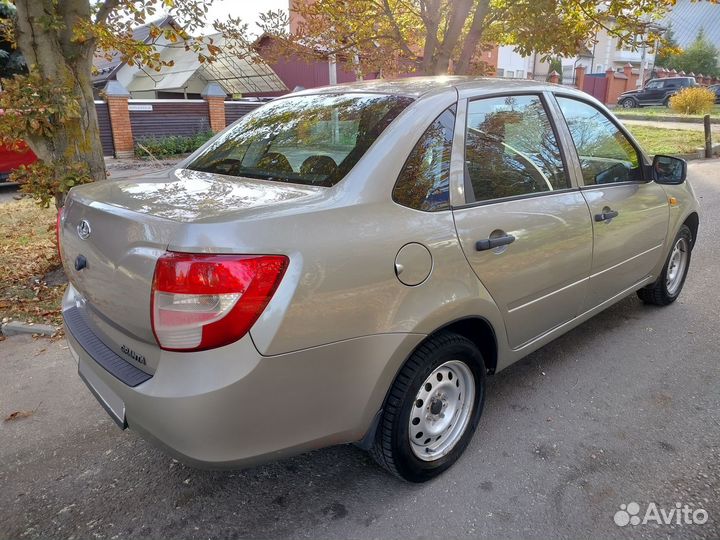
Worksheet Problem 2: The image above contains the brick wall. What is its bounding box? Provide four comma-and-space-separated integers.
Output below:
98, 97, 264, 158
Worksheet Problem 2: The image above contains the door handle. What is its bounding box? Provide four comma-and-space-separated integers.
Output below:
594, 209, 619, 222
476, 234, 516, 251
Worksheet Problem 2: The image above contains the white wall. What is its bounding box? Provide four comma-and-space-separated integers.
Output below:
496, 46, 529, 78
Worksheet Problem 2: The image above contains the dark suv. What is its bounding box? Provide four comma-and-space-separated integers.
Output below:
618, 76, 696, 108
709, 84, 720, 104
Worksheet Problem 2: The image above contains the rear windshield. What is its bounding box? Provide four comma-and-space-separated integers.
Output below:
187, 93, 413, 187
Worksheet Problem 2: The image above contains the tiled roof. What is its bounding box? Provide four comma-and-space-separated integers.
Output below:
92, 15, 174, 85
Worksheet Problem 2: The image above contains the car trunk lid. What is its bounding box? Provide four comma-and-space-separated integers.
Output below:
61, 168, 324, 355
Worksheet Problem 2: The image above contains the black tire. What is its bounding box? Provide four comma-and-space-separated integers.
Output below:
620, 98, 636, 109
637, 225, 693, 306
663, 96, 672, 107
370, 331, 486, 482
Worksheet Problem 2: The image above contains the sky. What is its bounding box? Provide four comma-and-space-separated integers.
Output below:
201, 0, 289, 36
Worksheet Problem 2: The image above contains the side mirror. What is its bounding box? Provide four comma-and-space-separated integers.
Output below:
653, 155, 687, 185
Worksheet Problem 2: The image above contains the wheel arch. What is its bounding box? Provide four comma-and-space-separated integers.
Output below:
683, 211, 699, 249
356, 316, 498, 450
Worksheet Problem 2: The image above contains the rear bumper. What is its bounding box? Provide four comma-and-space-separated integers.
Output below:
63, 285, 423, 469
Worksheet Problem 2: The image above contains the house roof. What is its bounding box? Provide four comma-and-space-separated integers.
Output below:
127, 35, 287, 95
661, 0, 720, 50
92, 15, 176, 85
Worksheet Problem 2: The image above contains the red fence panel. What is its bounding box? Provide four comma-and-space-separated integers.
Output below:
583, 74, 608, 103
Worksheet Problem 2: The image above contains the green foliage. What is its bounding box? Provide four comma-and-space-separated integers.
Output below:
660, 28, 719, 77
0, 72, 80, 146
547, 58, 563, 83
0, 3, 25, 78
11, 161, 93, 208
669, 86, 717, 115
655, 25, 680, 69
134, 131, 214, 159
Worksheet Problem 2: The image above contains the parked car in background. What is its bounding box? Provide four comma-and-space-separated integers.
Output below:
618, 76, 697, 108
0, 141, 36, 182
709, 84, 720, 104
60, 77, 700, 482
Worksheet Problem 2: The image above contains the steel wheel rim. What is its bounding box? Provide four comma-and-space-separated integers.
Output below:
408, 360, 475, 462
622, 99, 633, 108
666, 237, 688, 296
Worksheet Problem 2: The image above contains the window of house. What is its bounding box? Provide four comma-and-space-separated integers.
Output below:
556, 96, 643, 185
392, 107, 456, 212
505, 70, 515, 78
464, 95, 569, 203
516, 70, 524, 79
496, 68, 505, 77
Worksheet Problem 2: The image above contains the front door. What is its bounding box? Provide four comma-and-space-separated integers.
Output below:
452, 94, 593, 349
639, 80, 665, 105
554, 96, 669, 310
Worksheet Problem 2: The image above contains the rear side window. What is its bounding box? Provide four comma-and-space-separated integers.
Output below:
188, 94, 413, 187
392, 106, 456, 212
464, 95, 569, 203
556, 96, 642, 185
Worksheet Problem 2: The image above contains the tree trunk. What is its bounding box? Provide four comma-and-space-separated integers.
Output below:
430, 0, 473, 75
13, 0, 106, 208
456, 0, 492, 75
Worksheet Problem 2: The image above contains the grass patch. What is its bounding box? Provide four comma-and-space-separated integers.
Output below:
0, 198, 65, 328
626, 125, 707, 156
614, 105, 720, 119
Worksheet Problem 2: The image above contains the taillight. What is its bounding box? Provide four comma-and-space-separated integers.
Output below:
150, 253, 288, 351
56, 207, 63, 260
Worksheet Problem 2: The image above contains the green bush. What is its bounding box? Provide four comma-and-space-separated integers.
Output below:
669, 87, 716, 115
134, 131, 214, 159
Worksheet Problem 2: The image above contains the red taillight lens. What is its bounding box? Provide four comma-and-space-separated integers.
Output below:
56, 207, 63, 260
150, 253, 288, 351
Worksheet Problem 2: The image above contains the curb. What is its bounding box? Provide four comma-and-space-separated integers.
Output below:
1, 321, 59, 337
676, 142, 720, 161
615, 113, 719, 124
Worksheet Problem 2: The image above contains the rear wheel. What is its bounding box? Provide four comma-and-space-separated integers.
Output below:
620, 97, 636, 108
637, 225, 692, 306
370, 331, 486, 482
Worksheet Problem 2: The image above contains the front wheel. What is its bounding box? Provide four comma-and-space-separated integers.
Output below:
370, 332, 486, 482
620, 97, 636, 108
637, 225, 692, 305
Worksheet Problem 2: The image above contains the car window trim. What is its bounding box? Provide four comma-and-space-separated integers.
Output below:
391, 104, 458, 212
457, 91, 576, 208
550, 92, 649, 188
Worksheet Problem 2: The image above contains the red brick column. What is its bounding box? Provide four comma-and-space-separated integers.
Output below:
201, 83, 227, 133
623, 63, 637, 91
575, 65, 586, 90
548, 70, 560, 84
104, 81, 134, 158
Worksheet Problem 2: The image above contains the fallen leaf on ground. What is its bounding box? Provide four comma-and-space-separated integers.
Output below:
4, 402, 42, 422
4, 410, 34, 422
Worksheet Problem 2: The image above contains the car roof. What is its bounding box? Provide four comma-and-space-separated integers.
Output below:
290, 76, 586, 100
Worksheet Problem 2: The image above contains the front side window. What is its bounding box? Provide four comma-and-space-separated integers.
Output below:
464, 95, 569, 203
556, 96, 642, 185
188, 93, 413, 187
645, 80, 663, 89
392, 107, 455, 212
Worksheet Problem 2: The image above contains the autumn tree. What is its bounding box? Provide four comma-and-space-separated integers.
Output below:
0, 0, 278, 207
281, 0, 678, 77
660, 28, 719, 77
0, 3, 24, 77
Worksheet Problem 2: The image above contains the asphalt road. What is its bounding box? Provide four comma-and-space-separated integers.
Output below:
2, 160, 720, 540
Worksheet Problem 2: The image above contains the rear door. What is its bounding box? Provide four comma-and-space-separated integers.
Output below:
553, 95, 669, 310
452, 92, 593, 349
